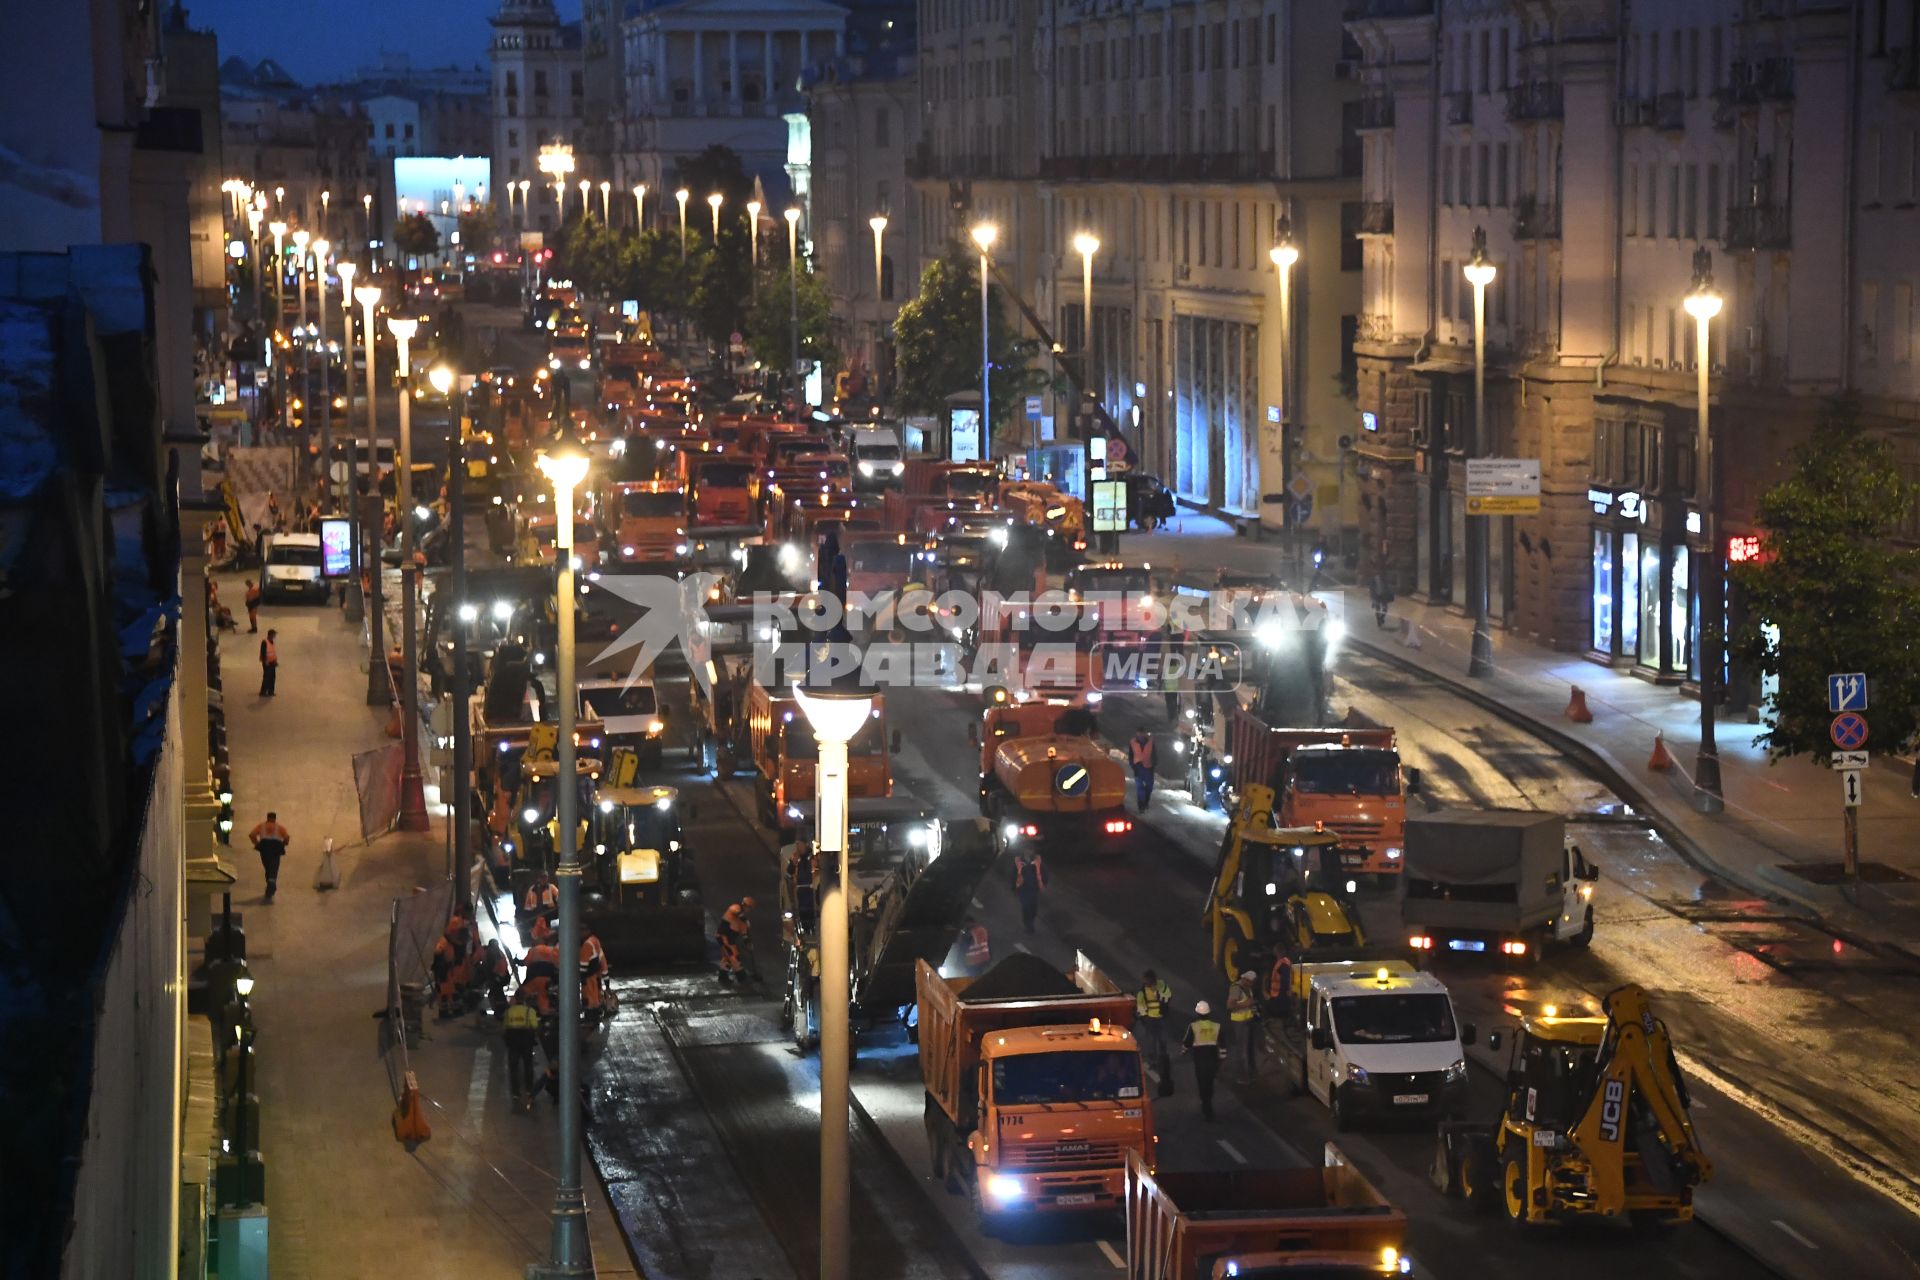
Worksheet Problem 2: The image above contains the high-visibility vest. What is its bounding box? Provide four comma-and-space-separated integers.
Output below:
1189, 1018, 1221, 1047
524, 883, 558, 915
1016, 856, 1046, 890
580, 936, 607, 975
964, 925, 990, 966
505, 1002, 539, 1032
1136, 981, 1171, 1019
1229, 986, 1257, 1022
262, 639, 278, 665
1130, 737, 1155, 768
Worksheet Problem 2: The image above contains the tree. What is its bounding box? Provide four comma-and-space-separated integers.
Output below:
1731, 394, 1920, 759
670, 144, 756, 215
745, 259, 838, 373
458, 205, 497, 257
391, 212, 440, 287
892, 247, 1038, 432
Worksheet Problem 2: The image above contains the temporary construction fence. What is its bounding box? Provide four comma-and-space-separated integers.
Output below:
352, 742, 404, 842
381, 879, 453, 1147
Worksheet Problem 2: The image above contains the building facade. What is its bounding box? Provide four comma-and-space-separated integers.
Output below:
490, 0, 585, 233
909, 0, 1363, 529
219, 66, 375, 244
1348, 0, 1868, 688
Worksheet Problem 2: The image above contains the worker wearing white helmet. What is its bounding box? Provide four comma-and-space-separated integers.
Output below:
1183, 1000, 1224, 1120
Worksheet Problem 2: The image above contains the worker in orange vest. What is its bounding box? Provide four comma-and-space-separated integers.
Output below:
432, 915, 474, 1017
247, 812, 291, 901
521, 871, 558, 927
1129, 728, 1157, 812
580, 928, 609, 1025
529, 912, 557, 946
960, 915, 991, 976
258, 629, 279, 697
717, 897, 754, 982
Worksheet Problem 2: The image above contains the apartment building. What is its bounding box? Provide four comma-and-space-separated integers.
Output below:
489, 0, 585, 232
1348, 0, 1876, 691
910, 0, 1362, 529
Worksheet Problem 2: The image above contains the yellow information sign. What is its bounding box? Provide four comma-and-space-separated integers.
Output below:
1467, 495, 1541, 515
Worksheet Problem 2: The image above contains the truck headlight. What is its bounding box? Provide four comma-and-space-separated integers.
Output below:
985, 1174, 1025, 1203
1385, 846, 1403, 860
1002, 822, 1019, 844
1444, 1059, 1468, 1083
646, 719, 666, 735
858, 460, 874, 475
1345, 1064, 1370, 1084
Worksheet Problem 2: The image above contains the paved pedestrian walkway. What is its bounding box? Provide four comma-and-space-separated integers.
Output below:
1123, 514, 1920, 947
212, 567, 634, 1280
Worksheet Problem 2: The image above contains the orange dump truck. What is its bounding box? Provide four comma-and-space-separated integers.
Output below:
745, 680, 894, 836
917, 952, 1151, 1233
1228, 723, 1407, 879
1125, 1145, 1408, 1280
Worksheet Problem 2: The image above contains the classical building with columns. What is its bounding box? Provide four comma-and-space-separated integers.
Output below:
1346, 0, 1896, 698
489, 0, 584, 234
614, 0, 851, 221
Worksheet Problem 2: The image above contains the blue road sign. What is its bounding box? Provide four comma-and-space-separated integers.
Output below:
1831, 711, 1869, 750
1054, 762, 1092, 797
1828, 673, 1868, 713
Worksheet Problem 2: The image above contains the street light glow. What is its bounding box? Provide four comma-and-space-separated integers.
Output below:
971, 222, 998, 252
1463, 257, 1497, 288
428, 366, 454, 396
1270, 242, 1300, 270
1073, 231, 1100, 257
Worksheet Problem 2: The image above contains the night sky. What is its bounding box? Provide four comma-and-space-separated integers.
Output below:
187, 0, 577, 84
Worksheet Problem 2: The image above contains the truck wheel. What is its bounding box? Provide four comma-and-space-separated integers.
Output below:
1460, 1147, 1501, 1215
1501, 1150, 1530, 1223
1571, 908, 1595, 948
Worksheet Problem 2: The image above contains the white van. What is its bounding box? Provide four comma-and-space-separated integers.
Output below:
846, 424, 904, 491
1299, 960, 1472, 1130
577, 676, 667, 767
262, 532, 327, 602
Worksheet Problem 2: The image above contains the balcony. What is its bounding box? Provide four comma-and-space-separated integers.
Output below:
1718, 56, 1795, 107
1358, 201, 1395, 235
1037, 151, 1274, 183
1444, 92, 1473, 126
1506, 81, 1564, 122
1512, 197, 1561, 239
1358, 95, 1396, 130
1723, 203, 1791, 251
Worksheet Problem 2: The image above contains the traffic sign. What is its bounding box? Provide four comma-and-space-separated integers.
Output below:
1025, 395, 1043, 419
1830, 712, 1869, 750
1467, 494, 1541, 515
1828, 673, 1868, 712
1466, 457, 1542, 498
1288, 474, 1313, 499
1832, 750, 1870, 769
1842, 770, 1863, 808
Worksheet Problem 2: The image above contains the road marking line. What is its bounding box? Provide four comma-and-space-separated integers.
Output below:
1774, 1220, 1818, 1250
1014, 942, 1032, 954
971, 897, 983, 909
1217, 1139, 1248, 1164
1095, 1240, 1126, 1269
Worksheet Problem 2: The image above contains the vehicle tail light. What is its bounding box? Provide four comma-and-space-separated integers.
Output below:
1501, 940, 1528, 956
1408, 935, 1433, 950
1021, 824, 1039, 837
1104, 819, 1132, 835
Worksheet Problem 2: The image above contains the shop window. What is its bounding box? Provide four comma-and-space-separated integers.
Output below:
1592, 420, 1618, 484
1638, 539, 1662, 666
1592, 529, 1615, 652
1621, 533, 1641, 655
1670, 546, 1692, 673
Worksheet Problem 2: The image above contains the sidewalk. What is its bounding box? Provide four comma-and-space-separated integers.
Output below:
213, 567, 634, 1280
1121, 515, 1920, 948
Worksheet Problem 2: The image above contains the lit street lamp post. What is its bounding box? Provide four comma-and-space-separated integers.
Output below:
1684, 248, 1725, 813
632, 183, 647, 231
676, 188, 690, 261
430, 365, 472, 903
1269, 223, 1299, 554
313, 238, 333, 509
362, 193, 373, 263
793, 681, 874, 1280
291, 229, 312, 474
970, 223, 998, 465
1463, 228, 1498, 678
599, 180, 610, 224
1072, 230, 1099, 481
707, 192, 724, 242
320, 188, 331, 238
869, 214, 887, 299
356, 284, 387, 704
337, 260, 360, 619
786, 207, 803, 398
748, 199, 762, 295
269, 220, 288, 436
533, 430, 594, 1280
246, 208, 263, 327
386, 316, 431, 832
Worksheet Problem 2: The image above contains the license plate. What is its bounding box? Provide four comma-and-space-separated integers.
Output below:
1341, 852, 1368, 867
1393, 1093, 1430, 1106
1054, 1193, 1096, 1206
1448, 939, 1487, 952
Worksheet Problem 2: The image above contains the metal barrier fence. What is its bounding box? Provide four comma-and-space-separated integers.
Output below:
379, 879, 453, 1101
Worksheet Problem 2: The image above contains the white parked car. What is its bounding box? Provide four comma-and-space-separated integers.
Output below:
846, 424, 905, 491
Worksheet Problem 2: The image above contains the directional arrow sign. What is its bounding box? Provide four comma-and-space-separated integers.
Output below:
1828, 673, 1869, 713
1832, 750, 1870, 769
1842, 769, 1863, 808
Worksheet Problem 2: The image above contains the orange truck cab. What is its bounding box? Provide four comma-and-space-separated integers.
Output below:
522, 512, 603, 571
687, 456, 757, 531
1231, 725, 1407, 879
1000, 480, 1087, 548
916, 953, 1151, 1229
607, 481, 690, 566
903, 459, 1001, 509
746, 680, 895, 836
974, 700, 1132, 852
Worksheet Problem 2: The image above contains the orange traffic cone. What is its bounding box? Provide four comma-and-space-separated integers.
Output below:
1566, 686, 1594, 723
392, 1070, 431, 1145
1648, 733, 1674, 772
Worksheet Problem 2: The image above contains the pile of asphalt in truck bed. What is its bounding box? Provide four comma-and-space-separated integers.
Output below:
962, 953, 1079, 1000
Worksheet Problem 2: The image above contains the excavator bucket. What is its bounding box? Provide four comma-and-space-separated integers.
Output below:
852, 819, 1000, 1014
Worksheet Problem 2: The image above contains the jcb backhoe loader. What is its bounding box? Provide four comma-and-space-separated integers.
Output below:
1203, 784, 1355, 986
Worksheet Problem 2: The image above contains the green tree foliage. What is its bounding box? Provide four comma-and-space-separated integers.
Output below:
891, 247, 1037, 431
689, 222, 754, 351
671, 145, 756, 214
1731, 394, 1920, 758
745, 258, 838, 372
391, 212, 440, 286
458, 205, 497, 257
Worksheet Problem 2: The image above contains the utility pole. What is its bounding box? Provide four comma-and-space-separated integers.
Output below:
449, 411, 472, 909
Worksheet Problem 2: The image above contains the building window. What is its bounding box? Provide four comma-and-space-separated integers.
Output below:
1667, 165, 1680, 237
505, 71, 518, 96
403, 123, 414, 139
385, 123, 395, 138
1684, 162, 1697, 238
1706, 166, 1721, 236
1496, 143, 1509, 207
1626, 166, 1639, 235
1477, 144, 1489, 205
1442, 148, 1454, 206
508, 128, 519, 148
534, 71, 549, 96
571, 72, 583, 97
874, 107, 891, 147
509, 157, 520, 176
1441, 259, 1456, 322
1863, 281, 1881, 365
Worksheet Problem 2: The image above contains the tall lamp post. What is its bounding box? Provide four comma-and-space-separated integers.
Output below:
320, 189, 331, 237
269, 221, 288, 436
868, 214, 887, 298
356, 284, 387, 705
538, 143, 575, 230
793, 681, 875, 1280
1684, 247, 1724, 813
337, 261, 360, 617
707, 192, 724, 242
1269, 222, 1299, 551
970, 223, 998, 465
362, 193, 373, 262
313, 239, 333, 507
785, 207, 803, 397
1463, 227, 1498, 678
1072, 230, 1100, 482
387, 315, 431, 832
676, 188, 691, 260
747, 199, 763, 293
578, 179, 591, 224
246, 208, 264, 327
533, 429, 593, 1280
291, 230, 312, 472
430, 365, 474, 903
632, 183, 648, 232
598, 180, 611, 224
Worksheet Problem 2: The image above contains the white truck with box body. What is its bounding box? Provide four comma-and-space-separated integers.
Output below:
1399, 810, 1597, 964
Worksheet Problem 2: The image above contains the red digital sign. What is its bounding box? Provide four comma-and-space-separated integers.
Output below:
1727, 534, 1763, 563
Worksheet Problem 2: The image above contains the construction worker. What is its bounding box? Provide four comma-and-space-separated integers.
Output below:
1129, 728, 1158, 812
718, 897, 755, 982
1013, 850, 1047, 935
244, 578, 262, 632
479, 937, 515, 1020
521, 871, 559, 927
247, 812, 290, 902
1266, 951, 1295, 1020
1183, 1000, 1224, 1120
528, 912, 557, 947
431, 915, 474, 1017
521, 940, 561, 1016
258, 628, 279, 697
1228, 971, 1261, 1081
959, 915, 991, 976
502, 990, 541, 1113
1134, 969, 1175, 1096
580, 927, 609, 1026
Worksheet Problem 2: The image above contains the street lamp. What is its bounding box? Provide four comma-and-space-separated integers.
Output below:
362, 192, 373, 260
747, 199, 763, 281
355, 284, 387, 704
386, 314, 431, 832
786, 207, 803, 395
869, 214, 887, 298
577, 179, 590, 222
793, 680, 876, 1280
336, 261, 360, 617
274, 185, 285, 209
633, 183, 648, 231
1463, 227, 1498, 679
313, 239, 333, 506
320, 189, 331, 236
1071, 231, 1100, 480
430, 363, 474, 902
1269, 224, 1300, 547
676, 188, 691, 260
970, 223, 999, 463
246, 207, 263, 326
533, 427, 593, 1279
518, 180, 531, 232
537, 143, 575, 226
599, 179, 611, 223
708, 191, 724, 241
1683, 247, 1724, 813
